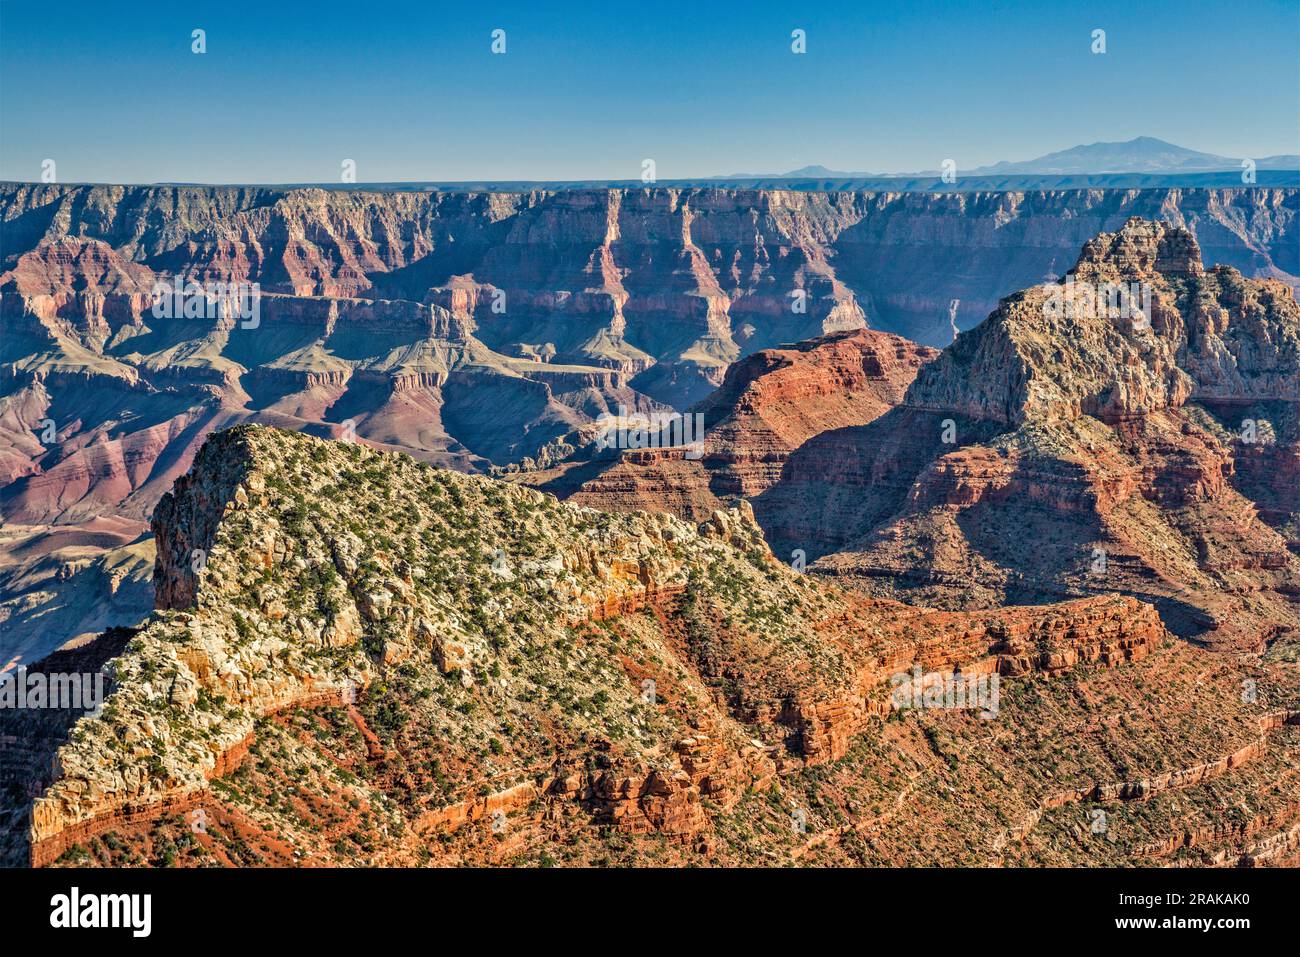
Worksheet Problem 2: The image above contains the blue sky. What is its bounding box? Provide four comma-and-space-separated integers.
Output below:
1, 0, 1296, 183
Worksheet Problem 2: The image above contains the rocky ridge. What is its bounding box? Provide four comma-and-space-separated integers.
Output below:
525, 328, 938, 520
15, 425, 1289, 867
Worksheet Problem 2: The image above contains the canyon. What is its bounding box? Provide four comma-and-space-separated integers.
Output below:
0, 191, 1296, 868
1, 184, 1295, 664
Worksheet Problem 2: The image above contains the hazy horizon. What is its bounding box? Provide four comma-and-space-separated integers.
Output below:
2, 135, 1298, 188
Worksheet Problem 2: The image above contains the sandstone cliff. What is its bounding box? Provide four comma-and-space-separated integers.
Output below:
790, 220, 1300, 653
529, 329, 937, 520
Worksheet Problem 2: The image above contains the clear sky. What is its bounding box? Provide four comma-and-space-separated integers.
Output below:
1, 0, 1296, 184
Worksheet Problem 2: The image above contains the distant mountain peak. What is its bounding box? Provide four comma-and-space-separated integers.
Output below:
780, 164, 848, 178
733, 137, 1297, 183
967, 137, 1286, 175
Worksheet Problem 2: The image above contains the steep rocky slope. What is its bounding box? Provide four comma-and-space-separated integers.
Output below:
6, 425, 1298, 867
785, 220, 1300, 653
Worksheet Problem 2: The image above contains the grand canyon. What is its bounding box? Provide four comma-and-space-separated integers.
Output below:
3, 12, 1298, 953
1, 181, 1297, 868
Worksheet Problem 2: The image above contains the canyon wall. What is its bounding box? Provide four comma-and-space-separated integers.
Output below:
0, 186, 1295, 664
4, 184, 1296, 393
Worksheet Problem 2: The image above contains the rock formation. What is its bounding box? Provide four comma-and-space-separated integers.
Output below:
777, 219, 1300, 654
528, 328, 937, 520
3, 424, 1295, 867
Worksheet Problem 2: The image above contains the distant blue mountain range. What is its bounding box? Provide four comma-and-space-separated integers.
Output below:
726, 137, 1300, 179
46, 138, 1296, 192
